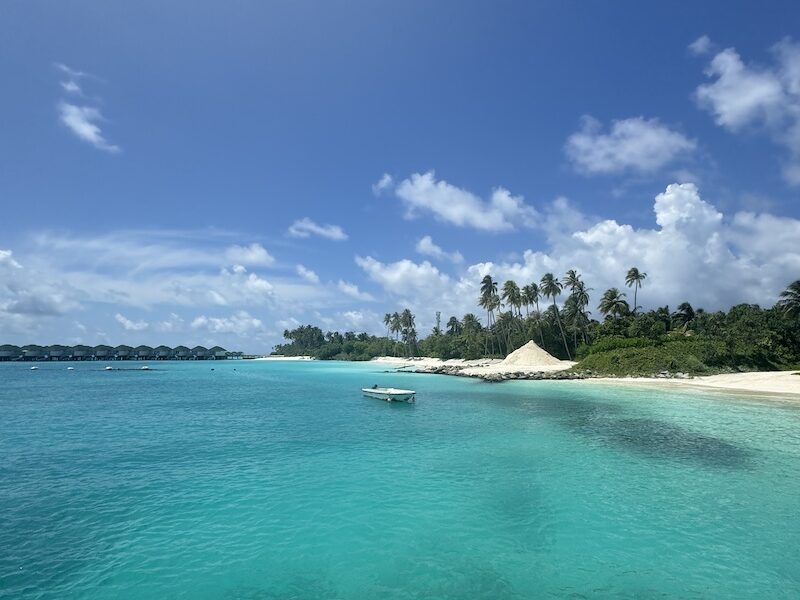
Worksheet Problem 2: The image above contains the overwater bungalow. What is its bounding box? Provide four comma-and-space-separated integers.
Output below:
115, 345, 134, 360
209, 346, 228, 360
21, 345, 46, 360
72, 345, 93, 360
0, 343, 241, 361
0, 345, 22, 361
154, 345, 174, 360
135, 345, 154, 360
93, 345, 114, 360
47, 345, 73, 361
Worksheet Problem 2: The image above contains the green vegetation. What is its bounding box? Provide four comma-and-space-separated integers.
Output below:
274, 275, 800, 375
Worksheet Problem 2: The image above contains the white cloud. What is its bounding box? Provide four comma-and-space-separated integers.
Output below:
191, 311, 263, 336
337, 280, 374, 301
466, 183, 800, 311
372, 173, 394, 195
288, 218, 348, 240
694, 39, 800, 185
224, 243, 274, 266
60, 80, 83, 95
0, 249, 22, 269
336, 309, 382, 332
157, 313, 185, 332
565, 116, 696, 174
296, 264, 320, 283
356, 255, 451, 298
415, 236, 463, 263
58, 102, 121, 153
392, 171, 538, 231
276, 316, 302, 330
688, 35, 712, 56
115, 313, 149, 331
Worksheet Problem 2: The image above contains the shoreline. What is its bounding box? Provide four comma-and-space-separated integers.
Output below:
252, 355, 315, 361
370, 357, 800, 399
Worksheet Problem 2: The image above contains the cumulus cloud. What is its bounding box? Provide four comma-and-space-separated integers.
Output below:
288, 218, 348, 240
191, 311, 263, 336
694, 38, 800, 184
415, 236, 463, 263
224, 243, 275, 266
356, 256, 451, 298
565, 116, 696, 175
467, 183, 800, 311
337, 280, 374, 301
115, 313, 149, 331
392, 171, 538, 231
296, 264, 320, 283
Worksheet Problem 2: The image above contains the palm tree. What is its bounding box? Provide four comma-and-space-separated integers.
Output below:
446, 316, 462, 336
479, 275, 498, 321
625, 267, 647, 314
672, 302, 695, 328
383, 313, 392, 338
598, 288, 629, 319
541, 273, 571, 359
562, 269, 582, 293
462, 313, 481, 334
501, 280, 522, 317
479, 275, 500, 355
399, 308, 416, 355
778, 280, 800, 318
570, 280, 592, 344
390, 312, 401, 339
522, 282, 546, 347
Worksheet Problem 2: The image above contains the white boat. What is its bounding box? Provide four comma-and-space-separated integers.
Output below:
362, 386, 416, 403
30, 366, 38, 370
67, 367, 74, 370
141, 365, 150, 370
104, 366, 113, 371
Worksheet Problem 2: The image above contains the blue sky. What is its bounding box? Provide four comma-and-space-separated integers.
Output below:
2, 1, 800, 351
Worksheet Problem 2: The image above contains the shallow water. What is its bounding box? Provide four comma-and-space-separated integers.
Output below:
1, 360, 799, 599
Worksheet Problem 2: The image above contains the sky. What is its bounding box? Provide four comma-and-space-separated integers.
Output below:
1, 0, 800, 352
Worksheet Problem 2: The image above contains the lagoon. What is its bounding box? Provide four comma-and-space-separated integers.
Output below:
1, 360, 799, 598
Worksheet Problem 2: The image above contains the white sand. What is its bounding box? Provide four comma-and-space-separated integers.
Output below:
371, 356, 502, 368
590, 371, 800, 398
371, 354, 800, 399
372, 342, 574, 376
461, 340, 575, 375
501, 341, 565, 367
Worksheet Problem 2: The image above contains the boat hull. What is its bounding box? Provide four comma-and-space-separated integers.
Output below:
362, 388, 416, 403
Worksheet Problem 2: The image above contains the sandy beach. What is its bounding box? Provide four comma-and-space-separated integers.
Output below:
587, 371, 800, 398
371, 353, 800, 399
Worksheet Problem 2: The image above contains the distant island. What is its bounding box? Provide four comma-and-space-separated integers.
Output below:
0, 345, 242, 361
273, 271, 800, 378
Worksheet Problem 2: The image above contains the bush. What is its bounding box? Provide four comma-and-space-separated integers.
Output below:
575, 338, 731, 376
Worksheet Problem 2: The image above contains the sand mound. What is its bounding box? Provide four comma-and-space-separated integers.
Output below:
501, 340, 564, 367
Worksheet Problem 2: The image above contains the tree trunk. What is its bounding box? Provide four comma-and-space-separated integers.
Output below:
553, 300, 572, 360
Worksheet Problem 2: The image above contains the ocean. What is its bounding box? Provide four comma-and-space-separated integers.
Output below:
1, 360, 799, 598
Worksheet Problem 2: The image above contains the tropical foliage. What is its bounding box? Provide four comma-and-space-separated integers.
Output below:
274, 274, 800, 372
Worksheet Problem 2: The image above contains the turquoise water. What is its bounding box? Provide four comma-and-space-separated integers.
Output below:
1, 361, 799, 599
